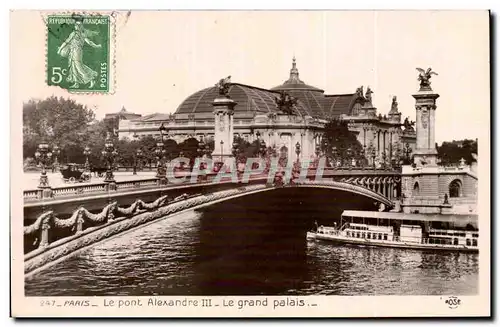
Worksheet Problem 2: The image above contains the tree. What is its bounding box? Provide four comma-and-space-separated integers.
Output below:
178, 137, 200, 166
83, 120, 108, 167
163, 139, 180, 161
232, 136, 266, 163
320, 119, 365, 166
204, 138, 215, 156
437, 139, 478, 166
136, 135, 159, 168
23, 96, 95, 163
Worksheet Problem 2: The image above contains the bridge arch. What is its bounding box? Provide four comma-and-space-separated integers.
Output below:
195, 180, 394, 210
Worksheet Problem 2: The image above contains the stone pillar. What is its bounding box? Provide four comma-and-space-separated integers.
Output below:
383, 131, 387, 157
363, 127, 367, 148
388, 131, 393, 160
379, 130, 383, 157
412, 90, 440, 167
212, 96, 236, 160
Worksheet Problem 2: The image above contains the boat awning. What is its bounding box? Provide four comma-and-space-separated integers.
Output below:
342, 210, 478, 225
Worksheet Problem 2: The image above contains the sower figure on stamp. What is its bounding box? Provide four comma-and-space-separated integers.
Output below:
57, 21, 102, 89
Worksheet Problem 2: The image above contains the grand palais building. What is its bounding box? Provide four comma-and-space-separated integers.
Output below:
115, 58, 416, 162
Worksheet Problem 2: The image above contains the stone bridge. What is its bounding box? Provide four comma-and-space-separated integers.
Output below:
23, 168, 401, 276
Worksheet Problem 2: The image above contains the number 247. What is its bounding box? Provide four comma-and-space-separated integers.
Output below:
40, 300, 56, 306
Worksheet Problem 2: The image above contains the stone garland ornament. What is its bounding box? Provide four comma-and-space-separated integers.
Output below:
24, 185, 266, 274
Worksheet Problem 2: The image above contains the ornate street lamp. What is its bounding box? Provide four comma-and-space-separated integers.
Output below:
382, 151, 387, 170
346, 147, 353, 169
52, 145, 60, 172
159, 123, 169, 139
134, 148, 143, 175
367, 143, 376, 169
360, 145, 366, 168
259, 141, 267, 158
34, 141, 53, 188
232, 140, 239, 159
155, 140, 166, 180
292, 142, 301, 179
83, 145, 91, 172
159, 122, 170, 162
101, 133, 118, 184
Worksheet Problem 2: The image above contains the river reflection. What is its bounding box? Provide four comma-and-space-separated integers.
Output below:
25, 188, 478, 296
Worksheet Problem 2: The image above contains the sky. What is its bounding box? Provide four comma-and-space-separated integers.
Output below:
10, 10, 490, 143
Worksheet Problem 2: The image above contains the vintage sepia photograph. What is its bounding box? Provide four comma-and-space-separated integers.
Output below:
10, 9, 490, 317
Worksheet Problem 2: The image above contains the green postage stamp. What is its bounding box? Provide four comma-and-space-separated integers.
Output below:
46, 14, 113, 93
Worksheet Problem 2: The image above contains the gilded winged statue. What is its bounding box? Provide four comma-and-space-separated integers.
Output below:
216, 75, 232, 96
416, 67, 438, 90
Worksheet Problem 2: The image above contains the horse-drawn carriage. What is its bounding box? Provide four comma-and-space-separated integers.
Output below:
60, 164, 91, 183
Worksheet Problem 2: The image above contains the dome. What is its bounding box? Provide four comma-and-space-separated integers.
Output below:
270, 57, 324, 93
269, 57, 332, 117
175, 83, 312, 117
174, 57, 359, 119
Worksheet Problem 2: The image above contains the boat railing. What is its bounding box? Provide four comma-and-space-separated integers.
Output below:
339, 222, 350, 231
393, 235, 476, 248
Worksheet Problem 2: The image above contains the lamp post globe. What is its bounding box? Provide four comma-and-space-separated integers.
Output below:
83, 145, 91, 172
52, 145, 60, 172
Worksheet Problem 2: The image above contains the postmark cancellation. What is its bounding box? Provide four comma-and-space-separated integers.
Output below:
45, 13, 115, 94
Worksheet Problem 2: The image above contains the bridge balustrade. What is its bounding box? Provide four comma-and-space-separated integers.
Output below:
24, 169, 401, 203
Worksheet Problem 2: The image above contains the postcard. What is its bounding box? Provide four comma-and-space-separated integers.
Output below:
10, 10, 491, 318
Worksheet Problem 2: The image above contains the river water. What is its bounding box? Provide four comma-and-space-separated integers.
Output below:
25, 188, 479, 296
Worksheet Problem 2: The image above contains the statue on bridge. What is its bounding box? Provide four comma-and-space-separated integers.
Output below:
403, 117, 416, 131
215, 75, 232, 96
355, 86, 364, 98
365, 86, 373, 103
416, 67, 438, 91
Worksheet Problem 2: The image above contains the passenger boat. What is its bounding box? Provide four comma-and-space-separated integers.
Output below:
307, 210, 479, 253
